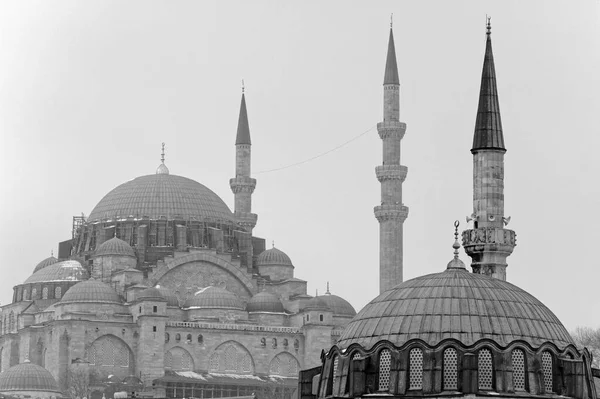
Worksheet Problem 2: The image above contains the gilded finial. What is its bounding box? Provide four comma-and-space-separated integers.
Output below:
272, 240, 275, 248
447, 220, 466, 270
161, 142, 165, 164
486, 15, 491, 35
242, 79, 245, 94
390, 13, 393, 28
156, 142, 170, 175
326, 282, 330, 295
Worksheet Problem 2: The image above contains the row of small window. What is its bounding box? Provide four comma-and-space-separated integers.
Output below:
0, 313, 16, 335
15, 286, 63, 301
331, 347, 554, 394
166, 333, 204, 344
259, 337, 300, 349
305, 314, 325, 322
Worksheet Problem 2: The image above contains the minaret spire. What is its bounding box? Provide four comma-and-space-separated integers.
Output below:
156, 142, 170, 175
462, 20, 516, 281
236, 81, 251, 145
374, 24, 409, 293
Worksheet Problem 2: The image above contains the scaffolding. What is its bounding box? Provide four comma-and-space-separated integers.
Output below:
72, 214, 86, 239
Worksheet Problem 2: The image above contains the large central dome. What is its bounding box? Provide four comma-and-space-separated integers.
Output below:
88, 174, 235, 222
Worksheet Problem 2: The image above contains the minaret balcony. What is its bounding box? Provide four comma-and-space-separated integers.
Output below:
229, 177, 256, 194
235, 212, 258, 229
374, 203, 409, 223
377, 121, 406, 140
462, 227, 516, 254
375, 165, 407, 182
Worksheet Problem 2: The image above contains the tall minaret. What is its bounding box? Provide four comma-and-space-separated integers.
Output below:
374, 23, 409, 293
229, 85, 258, 233
462, 20, 516, 281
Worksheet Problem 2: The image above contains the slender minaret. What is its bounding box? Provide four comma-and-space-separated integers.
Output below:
374, 22, 409, 293
462, 19, 516, 280
229, 84, 258, 232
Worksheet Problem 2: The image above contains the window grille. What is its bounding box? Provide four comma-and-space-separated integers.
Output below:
352, 352, 363, 360
54, 286, 61, 299
209, 353, 219, 371
224, 345, 237, 371
512, 349, 526, 391
241, 354, 252, 373
289, 357, 298, 376
409, 348, 424, 389
165, 351, 173, 368
270, 357, 281, 375
332, 356, 339, 389
42, 287, 48, 299
478, 348, 493, 390
378, 349, 392, 391
443, 348, 458, 390
542, 351, 553, 392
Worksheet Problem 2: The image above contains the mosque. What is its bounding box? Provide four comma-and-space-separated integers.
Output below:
0, 42, 358, 399
299, 20, 600, 399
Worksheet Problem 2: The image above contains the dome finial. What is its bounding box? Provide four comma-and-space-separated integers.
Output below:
242, 79, 245, 94
390, 13, 393, 28
326, 281, 330, 295
272, 240, 275, 249
156, 142, 170, 175
447, 220, 466, 270
161, 142, 165, 164
51, 249, 53, 257
486, 15, 491, 35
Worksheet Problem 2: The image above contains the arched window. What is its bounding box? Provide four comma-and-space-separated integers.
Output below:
31, 288, 37, 299
8, 312, 14, 332
319, 314, 324, 322
511, 349, 526, 391
409, 348, 424, 390
198, 334, 203, 344
54, 286, 62, 299
332, 355, 339, 390
186, 334, 192, 342
88, 336, 131, 368
165, 333, 170, 343
378, 349, 392, 391
0, 347, 3, 372
175, 333, 181, 342
224, 345, 237, 371
541, 351, 553, 392
165, 347, 194, 371
209, 352, 219, 371
443, 347, 458, 390
23, 289, 29, 301
352, 352, 362, 361
42, 287, 48, 299
478, 348, 493, 390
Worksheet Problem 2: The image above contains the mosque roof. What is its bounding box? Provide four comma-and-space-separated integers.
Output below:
32, 256, 58, 274
87, 174, 235, 223
317, 294, 356, 317
256, 247, 293, 267
0, 361, 60, 393
24, 260, 88, 284
247, 291, 285, 313
184, 286, 244, 310
60, 279, 122, 304
136, 287, 166, 302
94, 236, 136, 257
337, 268, 574, 350
302, 297, 331, 311
156, 287, 180, 307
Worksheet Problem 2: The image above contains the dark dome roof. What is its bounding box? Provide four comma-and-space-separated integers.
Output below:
184, 286, 244, 310
136, 287, 165, 302
156, 287, 180, 307
337, 268, 574, 350
247, 291, 285, 313
32, 256, 58, 273
24, 260, 88, 284
317, 294, 356, 317
0, 361, 60, 392
257, 247, 293, 266
88, 174, 235, 222
302, 297, 331, 311
61, 279, 122, 304
94, 237, 135, 257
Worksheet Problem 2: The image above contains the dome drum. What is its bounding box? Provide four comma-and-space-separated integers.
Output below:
313, 341, 587, 398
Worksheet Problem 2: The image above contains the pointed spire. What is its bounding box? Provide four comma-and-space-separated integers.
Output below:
236, 82, 252, 145
447, 220, 466, 270
472, 17, 505, 152
156, 142, 170, 174
383, 26, 400, 85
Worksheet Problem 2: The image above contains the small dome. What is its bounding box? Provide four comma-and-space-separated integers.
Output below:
257, 247, 293, 267
32, 256, 58, 274
0, 361, 60, 392
156, 287, 180, 307
136, 287, 165, 302
302, 296, 331, 311
184, 286, 244, 310
156, 163, 170, 175
24, 260, 88, 284
247, 291, 285, 313
94, 236, 136, 258
317, 294, 356, 317
61, 279, 122, 304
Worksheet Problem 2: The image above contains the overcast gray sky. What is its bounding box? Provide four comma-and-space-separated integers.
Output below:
1, 1, 599, 331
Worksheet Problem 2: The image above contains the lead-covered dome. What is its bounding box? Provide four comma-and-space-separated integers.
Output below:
24, 260, 88, 284
88, 174, 235, 223
184, 286, 244, 310
247, 291, 285, 313
32, 256, 58, 274
61, 279, 122, 304
0, 361, 60, 393
337, 268, 574, 350
257, 247, 293, 266
317, 294, 356, 317
94, 236, 136, 257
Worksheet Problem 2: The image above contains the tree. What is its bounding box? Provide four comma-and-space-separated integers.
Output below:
571, 326, 600, 368
67, 363, 98, 399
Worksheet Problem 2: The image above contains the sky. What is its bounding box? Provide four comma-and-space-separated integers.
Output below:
0, 1, 599, 332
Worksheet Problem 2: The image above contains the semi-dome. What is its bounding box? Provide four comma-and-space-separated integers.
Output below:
87, 174, 235, 223
0, 361, 60, 392
317, 294, 356, 317
257, 247, 293, 266
184, 286, 244, 310
24, 260, 88, 284
94, 236, 135, 258
61, 279, 122, 304
32, 256, 58, 274
337, 267, 574, 350
136, 287, 165, 302
247, 291, 285, 313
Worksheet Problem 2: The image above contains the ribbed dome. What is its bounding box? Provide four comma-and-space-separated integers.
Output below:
257, 247, 293, 266
88, 174, 235, 222
0, 361, 60, 392
317, 294, 356, 317
24, 260, 88, 284
94, 236, 135, 257
302, 297, 331, 311
337, 268, 574, 350
32, 256, 58, 274
156, 287, 180, 307
137, 287, 165, 302
184, 286, 244, 310
61, 279, 122, 304
247, 291, 285, 313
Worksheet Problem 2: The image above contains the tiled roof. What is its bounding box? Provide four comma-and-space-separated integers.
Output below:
184, 286, 244, 310
0, 361, 60, 392
247, 291, 285, 313
60, 279, 122, 304
472, 27, 505, 152
32, 256, 58, 274
94, 236, 135, 258
317, 294, 356, 317
337, 268, 574, 350
87, 174, 235, 223
256, 247, 293, 267
24, 260, 87, 284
